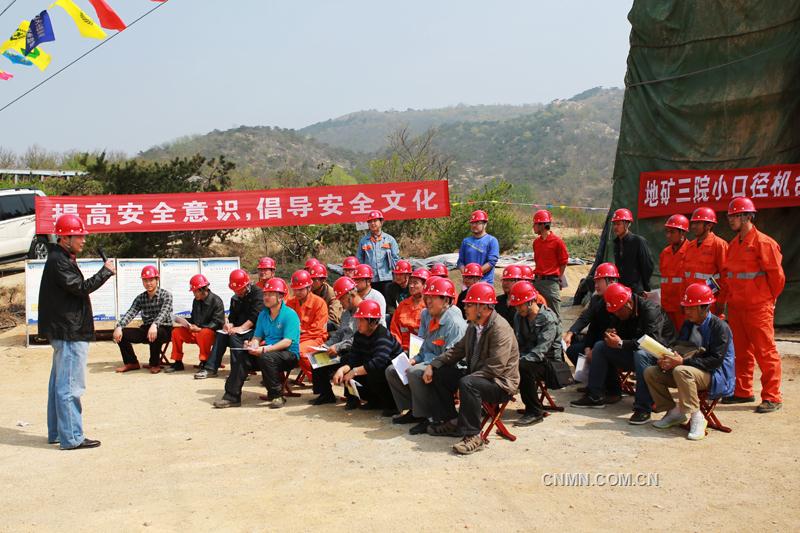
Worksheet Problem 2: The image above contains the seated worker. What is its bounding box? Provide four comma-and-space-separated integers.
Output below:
571, 283, 676, 424
495, 265, 523, 325
352, 263, 386, 326
422, 282, 520, 455
285, 269, 329, 378
308, 264, 343, 330
457, 262, 484, 318
213, 278, 301, 409
168, 274, 224, 373
342, 256, 359, 278
390, 268, 428, 351
308, 276, 360, 405
113, 265, 174, 374
519, 265, 535, 283
386, 259, 413, 318
429, 262, 450, 279
304, 258, 321, 273
388, 276, 467, 435
563, 263, 617, 367
255, 257, 276, 290
332, 300, 403, 416
644, 283, 734, 440
195, 269, 263, 379
509, 281, 563, 427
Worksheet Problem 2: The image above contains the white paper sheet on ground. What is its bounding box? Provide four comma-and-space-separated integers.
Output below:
409, 334, 423, 360
574, 355, 589, 383
391, 353, 412, 385
638, 334, 671, 359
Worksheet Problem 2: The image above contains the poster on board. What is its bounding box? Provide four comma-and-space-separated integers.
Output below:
116, 259, 159, 320
200, 257, 240, 314
77, 259, 118, 322
159, 259, 200, 317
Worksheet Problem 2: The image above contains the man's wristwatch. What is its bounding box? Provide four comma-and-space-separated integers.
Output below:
617, 339, 624, 348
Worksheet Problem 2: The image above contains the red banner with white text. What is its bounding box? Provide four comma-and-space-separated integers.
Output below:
637, 164, 800, 218
35, 180, 450, 233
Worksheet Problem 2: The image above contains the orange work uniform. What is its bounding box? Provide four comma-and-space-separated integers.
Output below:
286, 292, 329, 378
659, 238, 689, 330
681, 231, 728, 314
389, 296, 426, 350
722, 226, 785, 402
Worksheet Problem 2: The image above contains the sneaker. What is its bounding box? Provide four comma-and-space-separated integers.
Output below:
344, 397, 361, 410
721, 395, 755, 404
164, 361, 185, 373
409, 420, 429, 435
570, 395, 606, 409
309, 393, 337, 406
755, 401, 783, 413
652, 411, 688, 429
194, 368, 217, 379
269, 397, 287, 409
393, 411, 425, 425
213, 398, 241, 408
453, 434, 485, 455
687, 416, 708, 440
427, 420, 460, 437
628, 410, 651, 425
514, 413, 545, 427
115, 363, 141, 373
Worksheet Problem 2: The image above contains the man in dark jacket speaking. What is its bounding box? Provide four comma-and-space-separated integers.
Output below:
39, 214, 115, 450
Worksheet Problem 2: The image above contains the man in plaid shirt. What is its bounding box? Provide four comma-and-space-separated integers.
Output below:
113, 266, 174, 374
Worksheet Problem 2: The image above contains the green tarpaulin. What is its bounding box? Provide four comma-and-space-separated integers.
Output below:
608, 0, 800, 325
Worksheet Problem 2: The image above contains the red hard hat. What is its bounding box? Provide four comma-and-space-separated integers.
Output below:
462, 282, 498, 305
353, 299, 383, 319
367, 210, 384, 221
469, 209, 489, 223
604, 283, 632, 312
593, 262, 620, 280
333, 276, 357, 299
502, 265, 523, 280
519, 265, 534, 281
429, 262, 448, 277
304, 258, 321, 270
681, 282, 716, 307
508, 281, 539, 306
290, 269, 313, 289
690, 207, 717, 224
612, 208, 634, 222
189, 274, 210, 292
228, 268, 250, 291
140, 265, 159, 279
463, 263, 483, 278
342, 256, 359, 269
410, 268, 431, 281
664, 214, 690, 232
308, 264, 328, 279
54, 214, 88, 236
264, 277, 288, 295
257, 257, 276, 270
424, 277, 457, 299
728, 196, 757, 215
533, 210, 552, 224
353, 264, 374, 280
393, 260, 413, 274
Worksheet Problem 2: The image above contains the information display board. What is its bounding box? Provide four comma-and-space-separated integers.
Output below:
200, 257, 240, 314
116, 259, 159, 319
158, 259, 200, 318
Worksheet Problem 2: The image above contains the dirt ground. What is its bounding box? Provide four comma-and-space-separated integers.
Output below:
1, 264, 799, 532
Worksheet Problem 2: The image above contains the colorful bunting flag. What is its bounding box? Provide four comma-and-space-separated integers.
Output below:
0, 21, 30, 55
51, 0, 107, 40
23, 46, 52, 71
25, 11, 56, 55
0, 70, 14, 80
3, 50, 34, 66
87, 0, 126, 31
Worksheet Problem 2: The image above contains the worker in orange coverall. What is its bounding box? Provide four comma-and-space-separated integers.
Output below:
659, 214, 690, 330
681, 207, 728, 315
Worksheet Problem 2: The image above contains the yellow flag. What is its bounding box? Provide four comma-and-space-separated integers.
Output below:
24, 46, 52, 72
0, 20, 29, 55
52, 0, 107, 40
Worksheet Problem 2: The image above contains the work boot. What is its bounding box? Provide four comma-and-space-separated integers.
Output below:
164, 361, 185, 373
453, 434, 485, 455
721, 395, 755, 404
755, 401, 782, 413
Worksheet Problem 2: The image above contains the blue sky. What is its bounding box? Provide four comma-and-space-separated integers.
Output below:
0, 0, 633, 155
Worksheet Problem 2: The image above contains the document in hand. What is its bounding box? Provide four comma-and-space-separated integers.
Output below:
637, 334, 672, 359
409, 334, 423, 359
345, 379, 361, 399
309, 353, 341, 369
574, 355, 589, 383
391, 353, 412, 385
216, 328, 252, 335
173, 315, 191, 328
